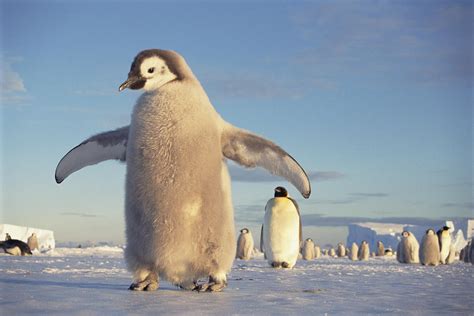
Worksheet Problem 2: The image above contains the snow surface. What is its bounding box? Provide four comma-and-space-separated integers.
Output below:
1, 247, 472, 315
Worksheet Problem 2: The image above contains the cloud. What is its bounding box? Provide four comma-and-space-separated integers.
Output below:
228, 165, 344, 183
0, 58, 29, 106
288, 2, 472, 86
299, 215, 469, 228
350, 193, 389, 198
441, 202, 473, 210
60, 212, 99, 218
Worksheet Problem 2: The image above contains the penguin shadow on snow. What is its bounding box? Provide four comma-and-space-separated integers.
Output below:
0, 277, 125, 291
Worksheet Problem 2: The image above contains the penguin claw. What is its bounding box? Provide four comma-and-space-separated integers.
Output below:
193, 281, 227, 292
128, 280, 159, 291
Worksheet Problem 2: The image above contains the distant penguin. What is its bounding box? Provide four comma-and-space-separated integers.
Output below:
261, 187, 302, 269
446, 244, 456, 264
384, 248, 393, 256
397, 231, 420, 264
376, 241, 385, 256
350, 242, 359, 261
323, 249, 328, 256
314, 245, 321, 259
0, 239, 32, 256
358, 241, 369, 261
27, 233, 39, 251
461, 241, 470, 263
236, 228, 254, 260
329, 248, 336, 257
419, 229, 440, 266
5, 233, 11, 240
469, 238, 474, 265
302, 238, 315, 260
437, 226, 451, 264
336, 243, 346, 258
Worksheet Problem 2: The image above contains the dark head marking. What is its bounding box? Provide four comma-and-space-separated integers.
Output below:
240, 228, 249, 233
274, 186, 288, 198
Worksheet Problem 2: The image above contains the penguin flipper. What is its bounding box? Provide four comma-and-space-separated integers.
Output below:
221, 123, 311, 198
260, 224, 264, 252
55, 126, 129, 183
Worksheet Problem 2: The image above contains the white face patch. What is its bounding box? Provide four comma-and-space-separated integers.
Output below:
140, 56, 177, 91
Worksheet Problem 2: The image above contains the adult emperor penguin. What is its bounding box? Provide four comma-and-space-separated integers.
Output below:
302, 238, 315, 260
397, 231, 420, 264
236, 228, 254, 260
437, 226, 451, 264
419, 229, 440, 266
350, 242, 359, 261
358, 241, 369, 261
0, 239, 32, 256
261, 186, 302, 268
55, 49, 311, 292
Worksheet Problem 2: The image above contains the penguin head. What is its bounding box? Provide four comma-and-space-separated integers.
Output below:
274, 186, 288, 197
402, 231, 410, 237
426, 229, 436, 235
240, 228, 249, 234
442, 226, 450, 231
119, 49, 189, 92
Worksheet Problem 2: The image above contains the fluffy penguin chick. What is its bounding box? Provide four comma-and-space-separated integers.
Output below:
350, 243, 359, 261
236, 228, 254, 260
358, 241, 369, 261
336, 243, 346, 258
437, 226, 451, 264
302, 238, 315, 260
55, 49, 311, 292
261, 187, 302, 268
27, 233, 39, 251
397, 231, 420, 264
419, 229, 440, 266
314, 245, 321, 259
376, 241, 385, 256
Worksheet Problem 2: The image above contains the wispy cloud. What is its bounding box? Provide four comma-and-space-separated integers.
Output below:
350, 192, 389, 198
288, 2, 472, 86
441, 202, 473, 210
228, 165, 344, 183
0, 57, 30, 106
60, 212, 99, 218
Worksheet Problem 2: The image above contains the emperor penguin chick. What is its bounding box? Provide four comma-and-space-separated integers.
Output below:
358, 241, 369, 261
302, 238, 315, 260
397, 231, 420, 264
419, 229, 440, 266
336, 243, 346, 258
314, 245, 321, 259
437, 226, 451, 264
55, 49, 312, 292
350, 242, 359, 261
27, 233, 39, 251
261, 187, 302, 269
376, 241, 385, 256
236, 228, 254, 260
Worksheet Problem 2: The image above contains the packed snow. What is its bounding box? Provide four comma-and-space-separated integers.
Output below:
1, 247, 472, 314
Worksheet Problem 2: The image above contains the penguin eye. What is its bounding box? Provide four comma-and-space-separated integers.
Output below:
148, 67, 155, 74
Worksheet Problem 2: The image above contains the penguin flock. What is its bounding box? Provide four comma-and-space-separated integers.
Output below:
53, 48, 472, 293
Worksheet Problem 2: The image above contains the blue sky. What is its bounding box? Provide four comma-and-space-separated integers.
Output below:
1, 1, 472, 244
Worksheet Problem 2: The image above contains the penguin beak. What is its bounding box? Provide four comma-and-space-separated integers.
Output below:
118, 76, 146, 92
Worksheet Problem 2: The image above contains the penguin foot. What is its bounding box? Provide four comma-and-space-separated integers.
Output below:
194, 281, 227, 292
271, 261, 281, 268
128, 279, 159, 291
281, 262, 290, 268
179, 281, 198, 291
